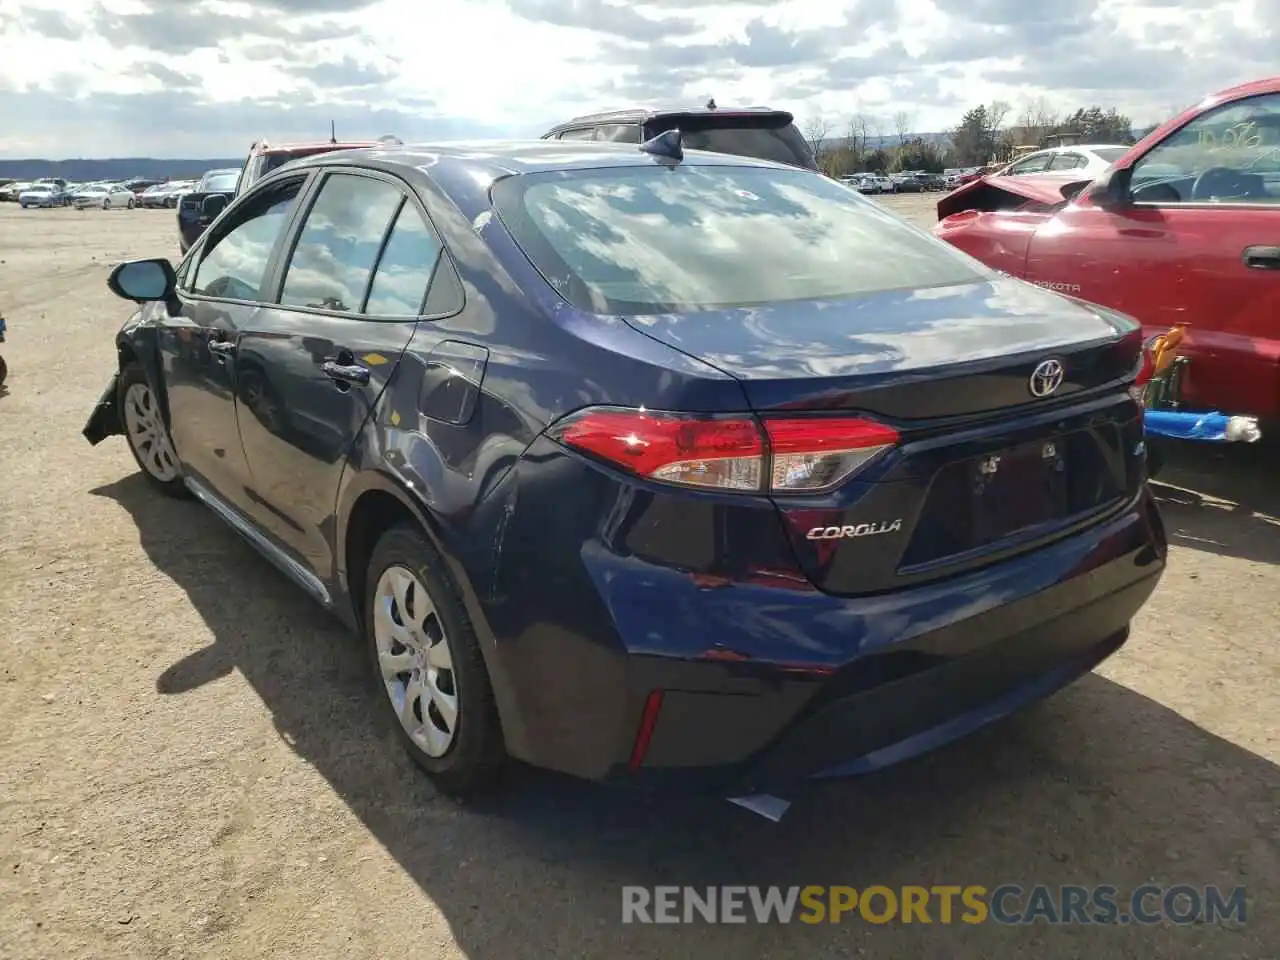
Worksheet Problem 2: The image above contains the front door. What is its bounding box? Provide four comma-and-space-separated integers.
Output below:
1027, 91, 1280, 418
234, 170, 445, 580
162, 177, 308, 510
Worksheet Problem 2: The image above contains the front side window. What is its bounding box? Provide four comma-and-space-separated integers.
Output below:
279, 173, 405, 313
190, 180, 303, 301
557, 128, 597, 141
1131, 93, 1280, 204
364, 204, 443, 316
493, 164, 989, 315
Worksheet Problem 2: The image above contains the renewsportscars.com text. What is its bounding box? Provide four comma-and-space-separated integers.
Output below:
621, 884, 1247, 925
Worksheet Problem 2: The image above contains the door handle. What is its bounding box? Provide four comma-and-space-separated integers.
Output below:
207, 339, 237, 356
322, 359, 371, 385
1242, 245, 1280, 269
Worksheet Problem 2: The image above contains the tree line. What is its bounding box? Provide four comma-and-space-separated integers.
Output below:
804, 98, 1137, 178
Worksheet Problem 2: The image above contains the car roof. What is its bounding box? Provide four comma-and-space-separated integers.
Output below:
546, 104, 794, 132
252, 140, 379, 154
282, 139, 798, 178
256, 140, 806, 224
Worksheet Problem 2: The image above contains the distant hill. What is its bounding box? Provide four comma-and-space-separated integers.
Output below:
0, 158, 241, 182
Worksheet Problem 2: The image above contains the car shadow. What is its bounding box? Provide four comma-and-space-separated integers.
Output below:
1150, 438, 1280, 565
91, 472, 1277, 958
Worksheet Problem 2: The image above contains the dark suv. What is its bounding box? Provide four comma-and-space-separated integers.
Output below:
178, 137, 388, 253
542, 103, 818, 170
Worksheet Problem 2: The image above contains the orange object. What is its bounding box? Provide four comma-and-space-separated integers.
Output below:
1149, 324, 1187, 378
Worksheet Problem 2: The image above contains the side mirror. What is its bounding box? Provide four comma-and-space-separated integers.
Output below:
1089, 166, 1132, 210
108, 258, 176, 303
201, 195, 228, 219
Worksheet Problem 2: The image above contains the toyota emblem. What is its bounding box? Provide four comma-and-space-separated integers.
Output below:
1029, 359, 1065, 398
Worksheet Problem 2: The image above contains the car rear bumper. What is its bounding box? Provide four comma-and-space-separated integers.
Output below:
470, 450, 1166, 787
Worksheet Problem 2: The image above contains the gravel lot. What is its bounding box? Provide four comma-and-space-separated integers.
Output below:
1, 196, 1276, 960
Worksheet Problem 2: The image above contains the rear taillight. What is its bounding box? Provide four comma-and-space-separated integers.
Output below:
548, 407, 899, 494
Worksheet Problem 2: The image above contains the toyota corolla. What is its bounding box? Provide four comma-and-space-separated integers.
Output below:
82, 138, 1166, 800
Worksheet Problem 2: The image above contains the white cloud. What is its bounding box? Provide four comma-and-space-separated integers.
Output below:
0, 0, 1274, 157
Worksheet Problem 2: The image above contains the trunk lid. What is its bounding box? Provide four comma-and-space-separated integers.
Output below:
622, 277, 1145, 595
621, 277, 1139, 418
937, 172, 1092, 220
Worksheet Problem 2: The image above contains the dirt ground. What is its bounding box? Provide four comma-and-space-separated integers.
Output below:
0, 195, 1276, 960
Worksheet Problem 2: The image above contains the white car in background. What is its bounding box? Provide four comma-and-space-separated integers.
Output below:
73, 184, 137, 210
18, 183, 69, 208
993, 144, 1130, 179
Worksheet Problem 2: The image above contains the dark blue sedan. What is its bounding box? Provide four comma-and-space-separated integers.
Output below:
82, 138, 1166, 801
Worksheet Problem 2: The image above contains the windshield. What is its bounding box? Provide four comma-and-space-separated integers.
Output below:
201, 171, 240, 192
1093, 147, 1128, 163
492, 165, 989, 315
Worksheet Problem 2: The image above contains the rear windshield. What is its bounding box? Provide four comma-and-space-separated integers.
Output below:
201, 171, 240, 192
649, 117, 815, 169
492, 165, 990, 315
1092, 147, 1127, 163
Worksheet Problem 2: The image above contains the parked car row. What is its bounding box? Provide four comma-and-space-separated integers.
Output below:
841, 171, 948, 193
0, 176, 194, 209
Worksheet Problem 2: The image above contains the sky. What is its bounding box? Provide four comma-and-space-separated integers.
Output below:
0, 0, 1275, 159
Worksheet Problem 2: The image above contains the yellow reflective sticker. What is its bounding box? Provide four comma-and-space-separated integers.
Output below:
390, 410, 401, 427
363, 353, 389, 366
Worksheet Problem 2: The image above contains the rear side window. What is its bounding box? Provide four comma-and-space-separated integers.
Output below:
492, 165, 989, 315
595, 124, 641, 143
201, 171, 239, 192
648, 117, 815, 169
279, 173, 404, 313
365, 204, 443, 316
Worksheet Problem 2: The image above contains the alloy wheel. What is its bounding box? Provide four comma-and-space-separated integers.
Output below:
122, 381, 180, 481
373, 565, 459, 757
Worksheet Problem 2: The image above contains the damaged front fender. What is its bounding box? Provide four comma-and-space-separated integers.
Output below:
83, 372, 122, 445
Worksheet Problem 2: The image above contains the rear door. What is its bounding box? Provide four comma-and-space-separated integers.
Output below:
1026, 91, 1280, 418
232, 168, 443, 580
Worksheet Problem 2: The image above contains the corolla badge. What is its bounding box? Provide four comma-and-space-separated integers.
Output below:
1029, 359, 1065, 398
806, 520, 902, 540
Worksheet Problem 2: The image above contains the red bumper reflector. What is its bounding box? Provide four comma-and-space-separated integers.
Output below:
628, 690, 665, 771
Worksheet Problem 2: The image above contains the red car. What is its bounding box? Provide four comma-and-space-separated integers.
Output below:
934, 76, 1280, 423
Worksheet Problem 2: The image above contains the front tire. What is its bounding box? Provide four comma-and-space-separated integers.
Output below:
364, 524, 506, 797
118, 362, 188, 497
127, 197, 135, 209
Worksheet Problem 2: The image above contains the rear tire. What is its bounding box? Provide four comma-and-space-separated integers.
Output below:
0, 354, 8, 385
118, 362, 188, 497
127, 197, 135, 209
364, 524, 506, 797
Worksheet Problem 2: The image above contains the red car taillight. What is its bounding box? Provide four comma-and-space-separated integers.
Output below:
548, 407, 899, 494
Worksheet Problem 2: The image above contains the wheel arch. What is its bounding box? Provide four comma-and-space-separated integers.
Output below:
335, 468, 530, 761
